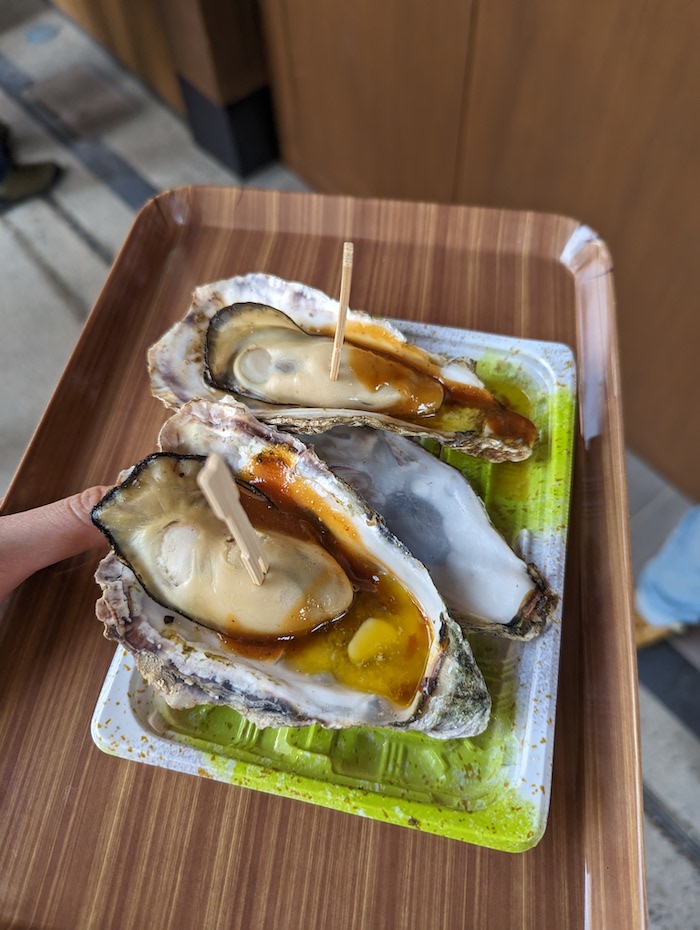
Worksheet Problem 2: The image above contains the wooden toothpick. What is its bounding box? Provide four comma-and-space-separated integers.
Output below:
197, 453, 268, 586
329, 241, 354, 381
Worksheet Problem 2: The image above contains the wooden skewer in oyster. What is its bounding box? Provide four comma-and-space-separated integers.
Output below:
196, 452, 268, 586
329, 241, 353, 381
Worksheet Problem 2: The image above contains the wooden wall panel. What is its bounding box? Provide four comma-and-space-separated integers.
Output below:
51, 0, 184, 111
261, 0, 700, 497
455, 0, 700, 498
160, 0, 268, 105
260, 0, 475, 202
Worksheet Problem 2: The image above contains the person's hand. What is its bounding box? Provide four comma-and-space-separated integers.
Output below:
0, 486, 111, 601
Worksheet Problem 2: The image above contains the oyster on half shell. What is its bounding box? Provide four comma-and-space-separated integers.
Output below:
92, 410, 491, 738
148, 273, 537, 463
92, 455, 355, 642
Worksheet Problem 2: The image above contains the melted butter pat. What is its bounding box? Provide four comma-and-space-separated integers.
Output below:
284, 573, 431, 708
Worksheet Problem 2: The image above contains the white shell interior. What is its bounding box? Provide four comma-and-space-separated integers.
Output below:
307, 427, 534, 625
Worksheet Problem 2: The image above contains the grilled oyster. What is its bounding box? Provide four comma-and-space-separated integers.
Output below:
93, 418, 490, 738
93, 455, 354, 641
307, 427, 558, 640
148, 273, 537, 463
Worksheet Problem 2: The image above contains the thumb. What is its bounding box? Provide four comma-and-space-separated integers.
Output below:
0, 485, 112, 601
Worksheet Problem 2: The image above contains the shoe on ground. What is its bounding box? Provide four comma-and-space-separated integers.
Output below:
634, 610, 684, 649
0, 121, 11, 158
0, 162, 61, 207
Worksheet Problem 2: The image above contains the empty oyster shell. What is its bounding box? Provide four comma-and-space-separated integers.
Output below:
149, 273, 537, 463
93, 408, 491, 738
307, 427, 558, 640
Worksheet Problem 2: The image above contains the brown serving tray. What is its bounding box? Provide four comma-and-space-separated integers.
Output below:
0, 188, 646, 929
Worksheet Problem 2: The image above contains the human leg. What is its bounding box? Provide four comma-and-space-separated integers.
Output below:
0, 121, 61, 207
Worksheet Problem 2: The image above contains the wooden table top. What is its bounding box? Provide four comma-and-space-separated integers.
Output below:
0, 187, 646, 929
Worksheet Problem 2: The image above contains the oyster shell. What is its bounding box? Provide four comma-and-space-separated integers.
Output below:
93, 408, 491, 738
148, 273, 537, 463
306, 427, 558, 640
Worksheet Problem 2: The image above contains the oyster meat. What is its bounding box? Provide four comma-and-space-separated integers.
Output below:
93, 411, 491, 738
149, 273, 537, 463
307, 427, 558, 640
93, 455, 354, 641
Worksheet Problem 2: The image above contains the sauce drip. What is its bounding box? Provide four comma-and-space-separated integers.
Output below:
324, 324, 536, 446
434, 383, 537, 445
345, 344, 444, 417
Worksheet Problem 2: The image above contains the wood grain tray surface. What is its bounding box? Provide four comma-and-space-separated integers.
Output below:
0, 188, 646, 929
